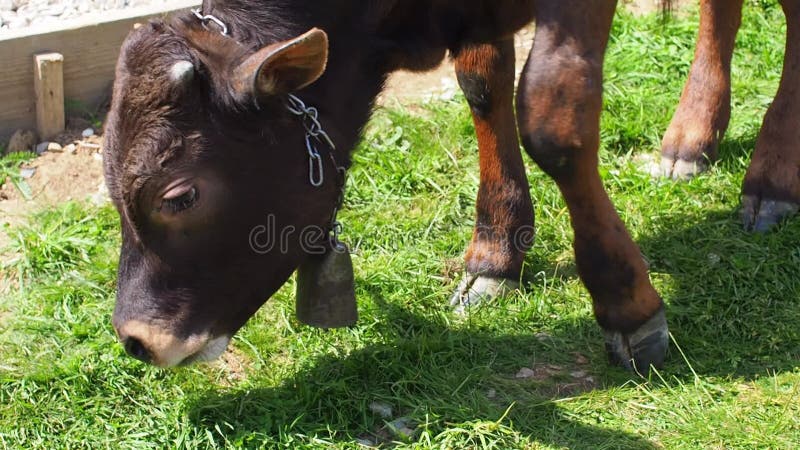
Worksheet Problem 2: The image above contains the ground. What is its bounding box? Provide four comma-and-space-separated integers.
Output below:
2, 2, 799, 449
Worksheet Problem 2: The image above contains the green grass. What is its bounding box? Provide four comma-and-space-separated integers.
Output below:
2, 3, 799, 448
0, 151, 36, 200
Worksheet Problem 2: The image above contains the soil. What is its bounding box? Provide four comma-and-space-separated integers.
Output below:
0, 138, 106, 244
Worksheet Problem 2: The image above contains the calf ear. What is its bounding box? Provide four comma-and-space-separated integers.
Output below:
233, 28, 328, 100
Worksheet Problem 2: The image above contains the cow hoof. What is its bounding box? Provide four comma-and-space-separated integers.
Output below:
449, 274, 519, 314
741, 196, 799, 233
604, 308, 668, 375
653, 156, 708, 181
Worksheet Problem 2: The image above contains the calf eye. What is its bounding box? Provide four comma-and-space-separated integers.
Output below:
161, 186, 199, 214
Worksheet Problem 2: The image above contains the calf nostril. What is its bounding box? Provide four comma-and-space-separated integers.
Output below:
123, 337, 152, 363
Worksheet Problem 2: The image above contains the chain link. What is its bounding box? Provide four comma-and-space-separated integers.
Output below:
191, 9, 229, 36
191, 12, 348, 246
286, 94, 348, 243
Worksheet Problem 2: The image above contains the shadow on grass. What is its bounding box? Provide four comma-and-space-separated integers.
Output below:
716, 136, 757, 173
187, 297, 657, 448
638, 204, 800, 378
186, 136, 797, 448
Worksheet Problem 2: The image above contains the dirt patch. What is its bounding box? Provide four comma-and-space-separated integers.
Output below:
209, 346, 251, 387
511, 352, 597, 398
0, 135, 108, 274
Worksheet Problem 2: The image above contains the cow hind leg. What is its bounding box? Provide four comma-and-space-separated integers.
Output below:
742, 0, 800, 232
517, 0, 667, 372
449, 39, 535, 313
658, 0, 743, 180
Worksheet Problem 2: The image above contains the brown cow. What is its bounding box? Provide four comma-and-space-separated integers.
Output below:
658, 0, 800, 233
104, 0, 669, 372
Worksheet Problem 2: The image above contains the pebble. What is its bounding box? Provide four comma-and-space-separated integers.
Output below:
355, 438, 377, 447
81, 128, 95, 138
515, 367, 536, 379
570, 370, 588, 379
387, 418, 417, 440
35, 141, 62, 154
20, 167, 36, 179
368, 401, 393, 419
64, 143, 77, 154
90, 181, 110, 205
6, 129, 38, 153
1, 1, 164, 32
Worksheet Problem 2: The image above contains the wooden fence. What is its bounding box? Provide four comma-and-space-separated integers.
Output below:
0, 1, 199, 142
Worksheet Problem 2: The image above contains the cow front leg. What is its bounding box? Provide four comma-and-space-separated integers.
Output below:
449, 39, 535, 313
518, 0, 667, 372
658, 0, 743, 179
742, 0, 800, 232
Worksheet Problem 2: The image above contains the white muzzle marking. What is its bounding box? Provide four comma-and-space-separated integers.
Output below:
119, 320, 231, 368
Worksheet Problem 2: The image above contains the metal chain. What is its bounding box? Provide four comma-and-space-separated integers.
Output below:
191, 12, 348, 247
286, 94, 348, 245
191, 8, 229, 36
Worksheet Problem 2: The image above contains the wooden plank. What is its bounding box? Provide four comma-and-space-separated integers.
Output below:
34, 52, 66, 140
0, 1, 199, 142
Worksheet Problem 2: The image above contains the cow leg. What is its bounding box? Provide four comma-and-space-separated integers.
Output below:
517, 0, 667, 372
658, 0, 743, 180
742, 0, 800, 232
449, 39, 535, 313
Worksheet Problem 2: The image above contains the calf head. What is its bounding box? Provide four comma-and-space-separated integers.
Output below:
104, 18, 335, 367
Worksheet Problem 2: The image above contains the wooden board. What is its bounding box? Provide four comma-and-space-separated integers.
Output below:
0, 1, 199, 143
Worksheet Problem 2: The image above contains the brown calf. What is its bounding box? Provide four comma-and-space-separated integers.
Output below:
104, 0, 668, 372
658, 0, 800, 232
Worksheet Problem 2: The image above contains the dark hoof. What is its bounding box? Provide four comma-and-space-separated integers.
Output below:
449, 274, 519, 315
604, 309, 669, 375
741, 196, 799, 233
652, 156, 708, 181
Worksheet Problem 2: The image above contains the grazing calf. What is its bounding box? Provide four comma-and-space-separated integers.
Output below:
658, 0, 800, 232
104, 0, 668, 372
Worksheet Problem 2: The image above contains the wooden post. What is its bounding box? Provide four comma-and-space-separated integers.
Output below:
34, 52, 65, 141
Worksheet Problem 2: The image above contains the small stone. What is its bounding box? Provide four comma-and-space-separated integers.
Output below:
708, 253, 721, 265
535, 332, 552, 342
90, 182, 110, 206
35, 141, 62, 154
355, 438, 377, 447
81, 128, 95, 138
42, 5, 64, 16
387, 418, 417, 440
573, 353, 589, 365
7, 16, 28, 29
6, 129, 38, 154
64, 144, 77, 154
515, 367, 535, 379
19, 167, 36, 179
368, 401, 393, 419
570, 370, 588, 379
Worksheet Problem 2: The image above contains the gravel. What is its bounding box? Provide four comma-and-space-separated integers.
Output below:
0, 0, 165, 32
